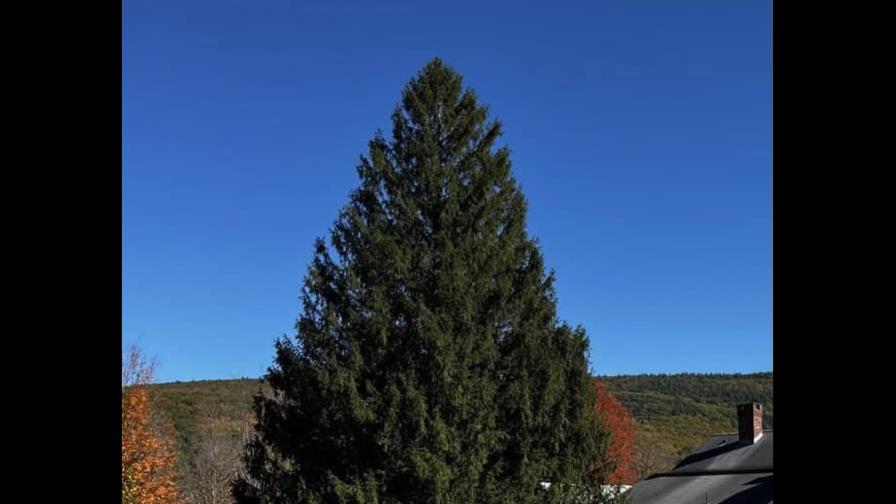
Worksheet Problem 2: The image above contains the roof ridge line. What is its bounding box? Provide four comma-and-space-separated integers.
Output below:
709, 429, 774, 436
648, 467, 773, 479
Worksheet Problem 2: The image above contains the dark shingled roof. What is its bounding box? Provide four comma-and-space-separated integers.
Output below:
627, 431, 773, 504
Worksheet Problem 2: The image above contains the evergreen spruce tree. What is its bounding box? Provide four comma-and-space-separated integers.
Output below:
233, 58, 612, 504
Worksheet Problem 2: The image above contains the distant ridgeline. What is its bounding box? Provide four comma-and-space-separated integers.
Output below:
146, 378, 267, 447
147, 372, 772, 472
599, 372, 773, 456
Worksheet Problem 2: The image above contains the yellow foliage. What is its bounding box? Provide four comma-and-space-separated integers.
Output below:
122, 380, 182, 503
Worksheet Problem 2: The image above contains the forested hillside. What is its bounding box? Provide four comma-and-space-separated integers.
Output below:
600, 372, 773, 458
147, 372, 772, 501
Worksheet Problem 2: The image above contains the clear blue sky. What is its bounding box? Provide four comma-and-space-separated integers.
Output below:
123, 0, 771, 383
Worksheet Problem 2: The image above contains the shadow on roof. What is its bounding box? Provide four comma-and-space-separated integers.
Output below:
718, 475, 773, 504
672, 438, 744, 470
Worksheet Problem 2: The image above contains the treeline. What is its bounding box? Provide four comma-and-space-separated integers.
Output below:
600, 372, 773, 460
146, 379, 266, 504
148, 379, 265, 446
147, 372, 772, 502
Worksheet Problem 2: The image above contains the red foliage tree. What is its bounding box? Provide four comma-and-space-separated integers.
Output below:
593, 382, 637, 485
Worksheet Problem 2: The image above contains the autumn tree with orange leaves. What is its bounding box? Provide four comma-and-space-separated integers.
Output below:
594, 382, 637, 485
122, 345, 182, 504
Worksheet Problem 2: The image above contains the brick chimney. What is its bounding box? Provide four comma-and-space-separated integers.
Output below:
737, 403, 763, 444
